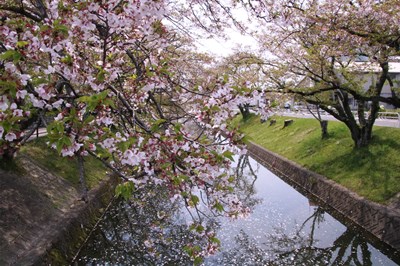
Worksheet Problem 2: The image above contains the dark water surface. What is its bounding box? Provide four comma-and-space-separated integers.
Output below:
75, 155, 400, 265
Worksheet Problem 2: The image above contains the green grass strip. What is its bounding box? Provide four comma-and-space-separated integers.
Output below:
18, 137, 107, 189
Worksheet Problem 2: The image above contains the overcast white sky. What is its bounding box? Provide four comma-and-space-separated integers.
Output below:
196, 30, 258, 57
192, 4, 260, 58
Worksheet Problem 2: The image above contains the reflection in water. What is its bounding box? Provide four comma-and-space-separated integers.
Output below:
77, 183, 216, 265
76, 155, 399, 265
213, 207, 375, 266
234, 154, 263, 212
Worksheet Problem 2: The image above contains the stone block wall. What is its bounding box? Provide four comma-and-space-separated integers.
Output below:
36, 176, 119, 265
247, 142, 400, 250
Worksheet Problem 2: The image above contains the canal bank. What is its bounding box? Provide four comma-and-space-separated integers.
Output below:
75, 153, 400, 265
0, 153, 118, 265
247, 141, 400, 251
2, 140, 399, 264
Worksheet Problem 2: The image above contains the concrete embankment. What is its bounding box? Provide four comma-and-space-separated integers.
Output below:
247, 141, 400, 251
0, 155, 117, 265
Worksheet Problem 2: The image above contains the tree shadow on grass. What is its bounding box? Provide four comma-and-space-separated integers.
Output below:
309, 135, 400, 203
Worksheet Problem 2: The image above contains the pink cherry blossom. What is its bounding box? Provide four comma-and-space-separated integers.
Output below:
52, 99, 64, 109
0, 96, 9, 111
13, 109, 24, 117
16, 90, 28, 100
0, 1, 259, 259
5, 133, 16, 142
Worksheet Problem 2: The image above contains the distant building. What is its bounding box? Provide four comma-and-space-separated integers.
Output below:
344, 59, 400, 110
294, 58, 400, 110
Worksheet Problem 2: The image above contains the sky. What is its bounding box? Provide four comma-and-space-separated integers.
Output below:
196, 29, 258, 57
191, 3, 260, 58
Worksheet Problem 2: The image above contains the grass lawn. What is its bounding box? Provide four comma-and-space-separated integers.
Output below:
18, 137, 107, 189
233, 114, 400, 204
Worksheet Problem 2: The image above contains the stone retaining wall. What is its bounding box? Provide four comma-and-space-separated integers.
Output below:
247, 141, 400, 250
0, 154, 119, 265
35, 176, 118, 265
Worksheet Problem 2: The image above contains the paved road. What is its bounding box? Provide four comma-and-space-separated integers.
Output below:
276, 111, 400, 128
26, 127, 47, 141
25, 112, 399, 143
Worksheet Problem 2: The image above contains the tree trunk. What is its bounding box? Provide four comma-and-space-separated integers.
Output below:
347, 119, 374, 148
305, 103, 329, 139
349, 127, 367, 148
320, 120, 329, 139
348, 99, 379, 148
238, 103, 251, 120
325, 95, 379, 148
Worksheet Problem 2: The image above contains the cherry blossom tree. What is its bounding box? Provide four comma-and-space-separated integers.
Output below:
204, 51, 271, 121
244, 0, 400, 147
220, 52, 267, 120
0, 0, 259, 261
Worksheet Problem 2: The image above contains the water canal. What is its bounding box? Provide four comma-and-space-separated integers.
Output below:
75, 155, 400, 265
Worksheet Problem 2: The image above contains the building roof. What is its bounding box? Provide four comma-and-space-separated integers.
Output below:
340, 61, 400, 74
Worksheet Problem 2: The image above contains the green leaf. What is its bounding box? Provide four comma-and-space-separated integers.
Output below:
223, 74, 229, 84
8, 115, 23, 123
151, 119, 167, 132
190, 195, 199, 206
116, 141, 129, 153
154, 118, 166, 126
211, 105, 221, 112
47, 121, 64, 136
16, 41, 29, 48
210, 237, 221, 245
174, 123, 181, 133
83, 115, 95, 124
213, 201, 224, 212
172, 176, 180, 186
0, 80, 17, 95
194, 257, 203, 266
173, 174, 189, 186
54, 136, 72, 153
101, 127, 110, 133
88, 101, 98, 112
31, 77, 48, 86
60, 54, 73, 65
115, 181, 135, 200
103, 98, 116, 108
77, 95, 91, 103
62, 136, 72, 146
96, 69, 106, 82
53, 21, 69, 36
1, 121, 11, 132
116, 136, 136, 153
0, 50, 22, 61
195, 224, 204, 233
98, 89, 109, 100
183, 245, 193, 257
78, 90, 111, 111
160, 162, 171, 169
222, 150, 235, 161
211, 150, 224, 163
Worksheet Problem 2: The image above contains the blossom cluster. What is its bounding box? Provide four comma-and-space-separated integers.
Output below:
0, 0, 265, 261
